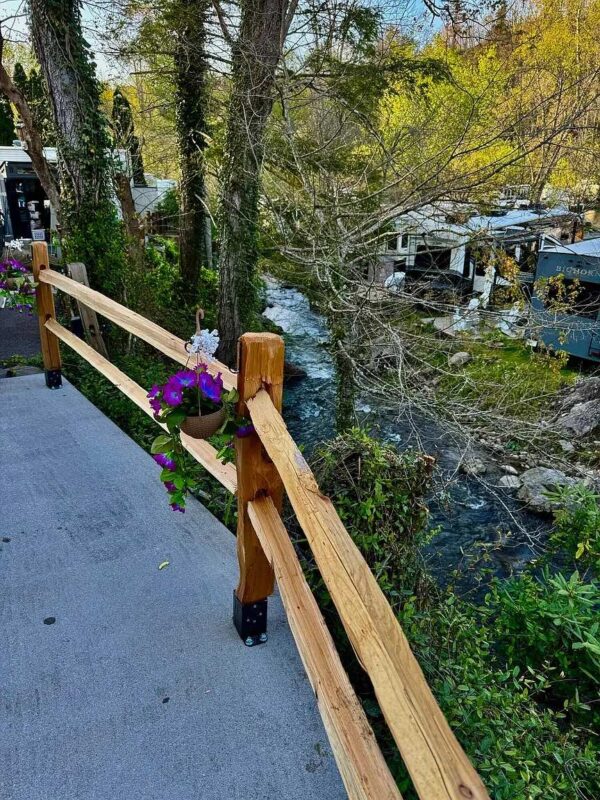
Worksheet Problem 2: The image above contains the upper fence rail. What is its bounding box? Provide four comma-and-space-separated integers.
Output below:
31, 242, 490, 800
38, 265, 237, 390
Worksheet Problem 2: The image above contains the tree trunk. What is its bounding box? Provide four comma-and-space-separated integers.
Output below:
172, 0, 211, 300
216, 0, 293, 365
114, 172, 144, 269
28, 0, 124, 295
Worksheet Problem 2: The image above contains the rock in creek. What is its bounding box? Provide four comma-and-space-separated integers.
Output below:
499, 475, 522, 490
460, 456, 487, 476
517, 467, 578, 513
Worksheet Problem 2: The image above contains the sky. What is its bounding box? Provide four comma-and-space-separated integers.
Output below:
0, 0, 117, 78
0, 0, 442, 83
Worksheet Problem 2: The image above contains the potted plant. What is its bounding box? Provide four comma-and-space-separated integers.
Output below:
0, 258, 36, 313
147, 313, 254, 511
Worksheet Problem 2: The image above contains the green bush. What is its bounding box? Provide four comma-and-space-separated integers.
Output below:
295, 428, 599, 799
400, 596, 600, 799
547, 484, 600, 573
311, 428, 435, 605
488, 569, 600, 722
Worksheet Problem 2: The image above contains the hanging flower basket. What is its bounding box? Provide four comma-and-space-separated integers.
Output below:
180, 406, 227, 439
146, 308, 250, 512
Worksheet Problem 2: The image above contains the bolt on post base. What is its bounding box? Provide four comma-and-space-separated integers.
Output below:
45, 369, 62, 389
233, 591, 268, 647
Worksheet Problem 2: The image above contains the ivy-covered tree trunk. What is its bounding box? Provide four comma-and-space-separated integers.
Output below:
172, 0, 211, 299
216, 0, 294, 365
28, 0, 125, 296
0, 92, 15, 145
112, 87, 146, 186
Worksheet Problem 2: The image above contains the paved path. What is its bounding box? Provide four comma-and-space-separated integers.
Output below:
0, 308, 40, 360
0, 375, 345, 800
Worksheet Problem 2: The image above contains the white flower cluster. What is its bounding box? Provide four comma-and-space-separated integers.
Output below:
6, 239, 26, 252
189, 328, 220, 358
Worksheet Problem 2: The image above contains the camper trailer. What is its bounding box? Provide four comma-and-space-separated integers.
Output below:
376, 202, 578, 295
532, 239, 600, 363
0, 143, 58, 244
0, 143, 175, 247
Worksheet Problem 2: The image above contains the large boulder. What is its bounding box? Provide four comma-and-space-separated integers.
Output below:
517, 467, 577, 513
553, 378, 600, 438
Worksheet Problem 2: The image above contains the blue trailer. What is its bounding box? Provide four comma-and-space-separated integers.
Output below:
532, 239, 600, 362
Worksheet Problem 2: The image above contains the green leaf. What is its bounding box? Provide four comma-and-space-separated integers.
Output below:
166, 411, 186, 432
151, 434, 175, 454
158, 560, 170, 570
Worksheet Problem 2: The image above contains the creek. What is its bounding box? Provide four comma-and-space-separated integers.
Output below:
263, 278, 548, 587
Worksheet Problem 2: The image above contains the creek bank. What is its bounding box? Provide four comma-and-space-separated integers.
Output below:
263, 277, 559, 583
552, 377, 600, 438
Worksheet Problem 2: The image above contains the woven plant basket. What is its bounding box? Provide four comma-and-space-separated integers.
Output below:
180, 407, 226, 439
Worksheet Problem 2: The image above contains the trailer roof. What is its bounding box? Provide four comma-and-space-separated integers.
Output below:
467, 206, 574, 231
541, 238, 600, 258
0, 146, 58, 164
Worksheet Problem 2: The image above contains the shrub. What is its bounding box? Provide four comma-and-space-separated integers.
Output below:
488, 568, 600, 723
400, 596, 600, 800
547, 483, 600, 573
311, 428, 435, 605
296, 429, 599, 799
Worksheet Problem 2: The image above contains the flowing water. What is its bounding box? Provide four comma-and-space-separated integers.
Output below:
264, 279, 546, 586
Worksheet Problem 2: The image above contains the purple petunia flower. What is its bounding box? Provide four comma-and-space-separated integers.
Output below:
153, 453, 176, 470
199, 371, 223, 404
164, 481, 177, 493
170, 503, 185, 513
162, 382, 183, 407
235, 423, 255, 438
149, 397, 162, 414
147, 384, 161, 399
171, 370, 197, 389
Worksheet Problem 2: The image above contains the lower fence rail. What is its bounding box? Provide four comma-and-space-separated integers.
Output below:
248, 495, 402, 800
247, 388, 490, 800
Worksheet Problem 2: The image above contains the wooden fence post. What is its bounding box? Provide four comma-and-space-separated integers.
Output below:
32, 241, 62, 388
233, 332, 285, 646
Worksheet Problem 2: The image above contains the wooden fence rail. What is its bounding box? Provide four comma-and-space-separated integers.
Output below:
32, 242, 490, 800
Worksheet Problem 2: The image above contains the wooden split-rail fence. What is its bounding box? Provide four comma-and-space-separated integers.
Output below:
31, 241, 491, 800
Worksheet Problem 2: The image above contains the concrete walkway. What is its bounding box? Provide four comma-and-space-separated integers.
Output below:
0, 375, 346, 800
0, 308, 40, 360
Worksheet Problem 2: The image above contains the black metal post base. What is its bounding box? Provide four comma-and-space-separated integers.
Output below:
233, 591, 268, 647
45, 369, 62, 389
